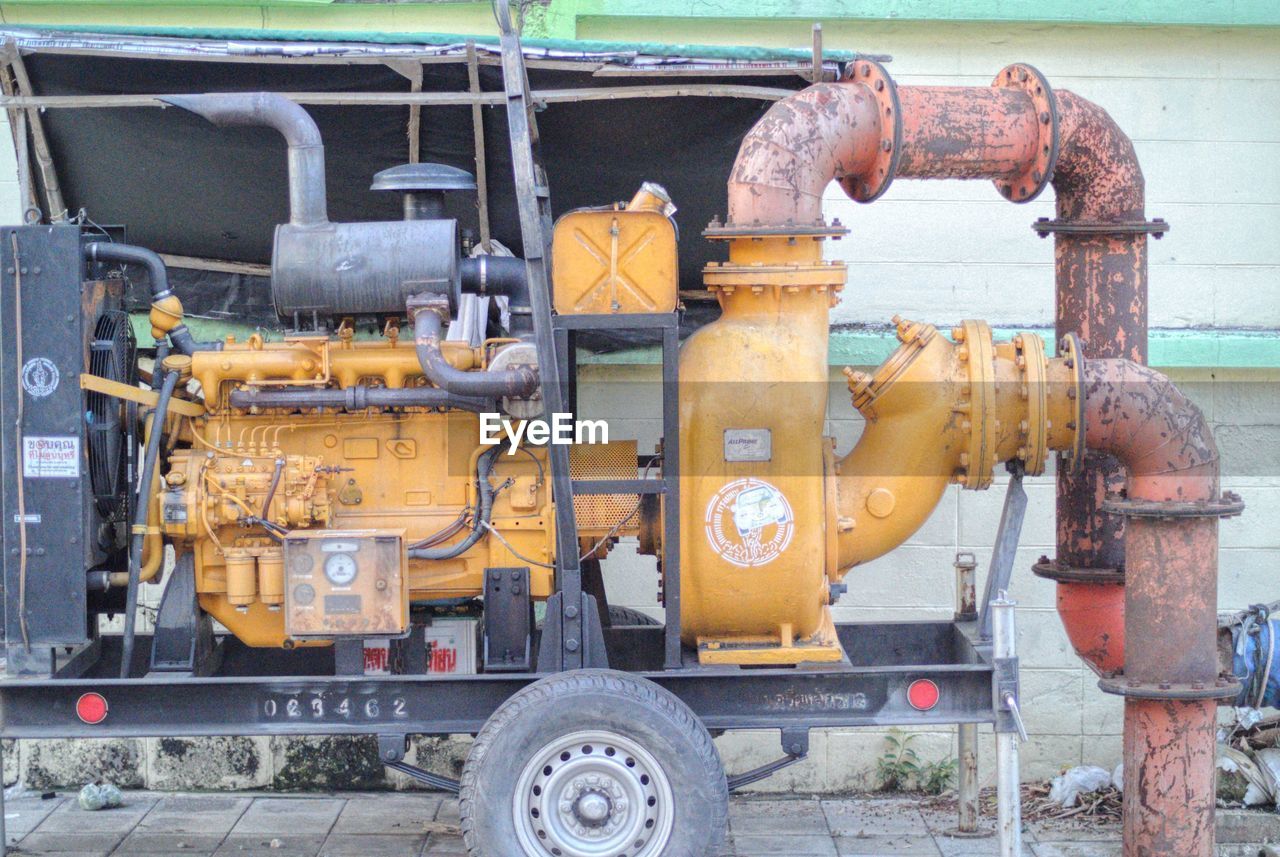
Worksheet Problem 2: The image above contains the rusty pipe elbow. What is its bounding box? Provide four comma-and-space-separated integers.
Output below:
411, 302, 538, 400
1082, 358, 1219, 502
725, 81, 883, 227
1052, 92, 1144, 222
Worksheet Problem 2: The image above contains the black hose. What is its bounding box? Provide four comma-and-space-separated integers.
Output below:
410, 445, 502, 560
120, 370, 178, 678
413, 307, 538, 398
461, 255, 532, 336
229, 385, 492, 413
83, 242, 221, 355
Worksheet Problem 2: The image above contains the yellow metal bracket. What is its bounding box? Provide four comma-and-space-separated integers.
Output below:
79, 373, 205, 418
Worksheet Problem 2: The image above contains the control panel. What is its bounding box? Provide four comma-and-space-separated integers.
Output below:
282, 530, 408, 638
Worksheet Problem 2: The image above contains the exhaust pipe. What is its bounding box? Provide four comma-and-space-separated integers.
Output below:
161, 92, 327, 227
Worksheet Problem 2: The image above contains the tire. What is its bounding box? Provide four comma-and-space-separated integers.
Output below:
607, 605, 661, 627
460, 669, 728, 857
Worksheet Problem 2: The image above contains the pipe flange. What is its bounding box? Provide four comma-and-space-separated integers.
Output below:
1098, 674, 1242, 701
1014, 332, 1049, 476
839, 59, 901, 203
1101, 492, 1245, 520
1057, 333, 1087, 475
1033, 217, 1170, 238
703, 220, 849, 241
1031, 558, 1124, 585
957, 319, 997, 490
992, 63, 1058, 203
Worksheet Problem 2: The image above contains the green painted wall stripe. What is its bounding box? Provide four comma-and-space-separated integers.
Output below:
565, 0, 1280, 29
138, 317, 1278, 370
3, 0, 1274, 32
578, 328, 1280, 370
0, 20, 850, 61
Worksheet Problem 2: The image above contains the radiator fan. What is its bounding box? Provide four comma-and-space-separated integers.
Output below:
86, 309, 136, 520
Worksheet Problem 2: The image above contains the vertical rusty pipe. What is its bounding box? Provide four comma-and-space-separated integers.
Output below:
1083, 358, 1231, 857
1050, 91, 1150, 579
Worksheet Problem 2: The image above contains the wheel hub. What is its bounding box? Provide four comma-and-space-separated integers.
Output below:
514, 730, 674, 857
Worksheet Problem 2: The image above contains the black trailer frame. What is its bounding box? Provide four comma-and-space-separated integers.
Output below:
0, 9, 1027, 853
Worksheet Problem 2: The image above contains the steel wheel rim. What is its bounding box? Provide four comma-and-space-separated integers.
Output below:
513, 729, 674, 857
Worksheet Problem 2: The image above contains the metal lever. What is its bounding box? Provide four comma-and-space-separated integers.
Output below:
1001, 690, 1028, 742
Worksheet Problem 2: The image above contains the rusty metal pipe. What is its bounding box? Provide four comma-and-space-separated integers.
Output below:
896, 86, 1040, 181
1082, 357, 1225, 857
725, 81, 881, 226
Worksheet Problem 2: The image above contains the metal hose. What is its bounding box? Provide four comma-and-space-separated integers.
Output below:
413, 305, 538, 398
120, 370, 178, 678
84, 241, 220, 355
461, 255, 533, 336
409, 445, 502, 560
229, 385, 492, 413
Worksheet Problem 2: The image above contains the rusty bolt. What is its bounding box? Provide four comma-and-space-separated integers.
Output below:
880, 139, 892, 152
1066, 388, 1076, 400
1040, 111, 1051, 125
1017, 68, 1028, 82
875, 79, 884, 92
1033, 170, 1043, 183
1066, 420, 1077, 431
951, 326, 965, 342
1159, 682, 1171, 690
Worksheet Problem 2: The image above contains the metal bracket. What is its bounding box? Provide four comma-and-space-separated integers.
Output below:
979, 464, 1027, 640
993, 656, 1025, 738
536, 592, 608, 672
150, 553, 222, 677
483, 566, 532, 672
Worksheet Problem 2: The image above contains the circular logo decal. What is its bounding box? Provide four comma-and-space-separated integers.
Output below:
21, 357, 59, 398
704, 478, 795, 568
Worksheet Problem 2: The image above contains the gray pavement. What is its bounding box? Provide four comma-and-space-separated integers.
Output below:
0, 790, 1266, 856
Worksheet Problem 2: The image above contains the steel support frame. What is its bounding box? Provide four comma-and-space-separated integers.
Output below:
553, 311, 681, 669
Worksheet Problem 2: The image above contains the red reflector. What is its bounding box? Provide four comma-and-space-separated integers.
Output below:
75, 692, 108, 725
907, 679, 940, 711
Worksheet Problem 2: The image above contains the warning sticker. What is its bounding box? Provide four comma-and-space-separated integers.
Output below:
704, 478, 794, 568
23, 436, 80, 478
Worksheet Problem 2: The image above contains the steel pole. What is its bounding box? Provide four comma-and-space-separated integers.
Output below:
992, 594, 1022, 857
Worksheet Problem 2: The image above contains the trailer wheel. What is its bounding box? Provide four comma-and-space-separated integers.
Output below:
607, 605, 660, 627
460, 669, 727, 857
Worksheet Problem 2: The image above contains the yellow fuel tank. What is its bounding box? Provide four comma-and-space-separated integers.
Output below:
678, 232, 846, 664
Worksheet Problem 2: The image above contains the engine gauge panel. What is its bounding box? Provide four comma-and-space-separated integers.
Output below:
323, 552, 358, 587
281, 530, 407, 639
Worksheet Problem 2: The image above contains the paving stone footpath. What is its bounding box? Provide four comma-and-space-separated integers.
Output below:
2, 791, 1276, 856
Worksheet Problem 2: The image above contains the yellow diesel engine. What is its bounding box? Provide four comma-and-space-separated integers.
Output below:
112, 93, 647, 651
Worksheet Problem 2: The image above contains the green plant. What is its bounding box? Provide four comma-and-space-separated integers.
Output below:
919, 755, 958, 795
876, 729, 921, 791
875, 729, 958, 794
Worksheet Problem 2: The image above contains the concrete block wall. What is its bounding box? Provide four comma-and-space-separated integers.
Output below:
0, 17, 1276, 795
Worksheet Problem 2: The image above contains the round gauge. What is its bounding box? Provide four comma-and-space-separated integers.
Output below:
323, 553, 358, 587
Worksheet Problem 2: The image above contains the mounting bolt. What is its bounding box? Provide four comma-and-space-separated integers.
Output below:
565, 605, 579, 619
565, 639, 580, 652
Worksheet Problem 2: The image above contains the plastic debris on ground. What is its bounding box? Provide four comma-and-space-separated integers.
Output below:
77, 782, 123, 811
1047, 765, 1112, 808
